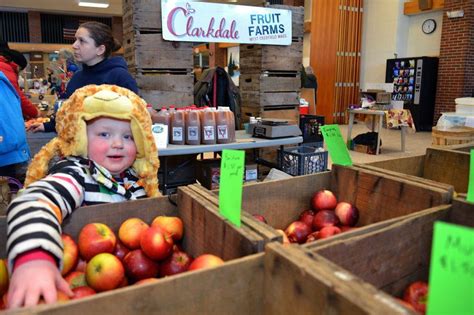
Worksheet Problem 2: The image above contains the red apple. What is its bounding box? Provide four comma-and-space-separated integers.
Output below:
61, 233, 79, 276
403, 281, 428, 314
285, 221, 312, 244
275, 229, 290, 244
75, 258, 87, 272
65, 271, 87, 289
123, 249, 159, 282
85, 253, 125, 292
160, 250, 192, 277
188, 254, 224, 271
78, 223, 117, 261
252, 214, 267, 224
0, 260, 9, 297
118, 276, 129, 288
317, 226, 342, 239
306, 231, 320, 243
311, 189, 337, 210
113, 240, 130, 262
71, 286, 96, 300
299, 209, 316, 228
118, 218, 149, 249
140, 226, 173, 261
335, 202, 359, 226
313, 210, 340, 230
151, 216, 184, 241
135, 278, 159, 285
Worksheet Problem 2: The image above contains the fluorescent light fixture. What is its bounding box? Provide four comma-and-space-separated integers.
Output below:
78, 1, 109, 8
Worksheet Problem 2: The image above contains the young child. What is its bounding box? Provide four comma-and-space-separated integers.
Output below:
6, 84, 160, 309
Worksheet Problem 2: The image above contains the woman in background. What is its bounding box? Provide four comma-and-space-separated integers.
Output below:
29, 21, 138, 133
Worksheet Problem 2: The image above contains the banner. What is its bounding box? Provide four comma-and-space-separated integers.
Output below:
161, 1, 292, 46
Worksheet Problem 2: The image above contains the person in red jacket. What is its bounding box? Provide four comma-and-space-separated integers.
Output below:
0, 41, 39, 119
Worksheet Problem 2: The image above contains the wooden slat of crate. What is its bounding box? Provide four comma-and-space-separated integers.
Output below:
264, 243, 407, 314
123, 31, 193, 70
241, 105, 300, 125
135, 73, 193, 90
240, 38, 303, 73
269, 5, 304, 38
139, 89, 193, 108
306, 198, 474, 301
240, 73, 300, 93
362, 147, 469, 193
242, 91, 300, 107
178, 186, 265, 260
122, 0, 162, 31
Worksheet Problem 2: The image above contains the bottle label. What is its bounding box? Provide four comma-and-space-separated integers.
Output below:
187, 126, 199, 141
172, 127, 183, 141
203, 126, 215, 141
217, 125, 228, 139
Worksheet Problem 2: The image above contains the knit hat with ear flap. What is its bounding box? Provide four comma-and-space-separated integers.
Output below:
25, 84, 160, 197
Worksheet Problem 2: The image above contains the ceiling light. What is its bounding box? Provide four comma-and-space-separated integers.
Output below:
78, 1, 110, 8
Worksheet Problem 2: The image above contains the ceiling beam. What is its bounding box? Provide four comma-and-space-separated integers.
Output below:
404, 0, 444, 16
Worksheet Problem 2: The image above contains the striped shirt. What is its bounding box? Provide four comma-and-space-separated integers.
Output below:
6, 156, 148, 271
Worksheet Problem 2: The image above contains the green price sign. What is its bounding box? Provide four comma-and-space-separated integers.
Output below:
427, 221, 474, 315
218, 149, 245, 227
320, 124, 352, 166
466, 149, 474, 202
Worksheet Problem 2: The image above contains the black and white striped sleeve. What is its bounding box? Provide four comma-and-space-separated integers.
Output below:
6, 171, 85, 272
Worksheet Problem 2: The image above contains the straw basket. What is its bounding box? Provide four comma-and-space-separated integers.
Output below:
432, 126, 474, 146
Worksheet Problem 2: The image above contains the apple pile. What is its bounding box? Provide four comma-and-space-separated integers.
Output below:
396, 281, 428, 314
0, 216, 225, 308
253, 189, 360, 244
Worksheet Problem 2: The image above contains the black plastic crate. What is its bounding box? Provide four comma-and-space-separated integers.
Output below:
299, 114, 324, 144
278, 145, 328, 176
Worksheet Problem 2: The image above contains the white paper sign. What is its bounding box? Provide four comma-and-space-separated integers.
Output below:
161, 0, 292, 45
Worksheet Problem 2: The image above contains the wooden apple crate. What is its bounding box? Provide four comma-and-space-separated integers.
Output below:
191, 164, 453, 246
133, 70, 194, 109
240, 37, 303, 74
122, 0, 162, 31
359, 146, 470, 194
2, 241, 411, 315
0, 186, 267, 265
300, 197, 474, 313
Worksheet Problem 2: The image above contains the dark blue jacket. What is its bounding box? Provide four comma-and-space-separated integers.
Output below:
65, 56, 138, 98
0, 72, 30, 167
44, 57, 138, 132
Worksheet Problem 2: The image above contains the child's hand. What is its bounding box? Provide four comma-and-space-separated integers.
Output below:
7, 260, 73, 309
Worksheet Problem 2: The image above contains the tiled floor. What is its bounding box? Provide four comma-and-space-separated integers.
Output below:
332, 123, 433, 166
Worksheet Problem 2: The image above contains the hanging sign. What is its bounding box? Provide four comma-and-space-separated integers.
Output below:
161, 0, 292, 45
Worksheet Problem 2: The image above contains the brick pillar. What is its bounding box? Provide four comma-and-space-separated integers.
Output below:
434, 1, 474, 123
112, 16, 123, 46
28, 11, 41, 43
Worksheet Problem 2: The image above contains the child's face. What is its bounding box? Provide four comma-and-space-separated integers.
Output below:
86, 117, 137, 175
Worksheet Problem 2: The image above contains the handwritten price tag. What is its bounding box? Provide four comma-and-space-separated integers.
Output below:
320, 125, 352, 166
219, 149, 245, 227
427, 221, 474, 315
